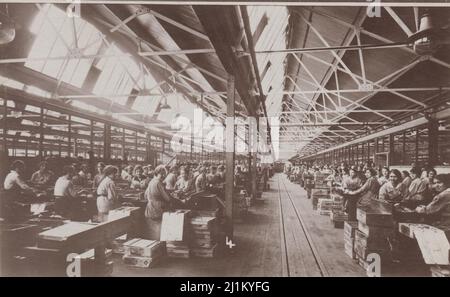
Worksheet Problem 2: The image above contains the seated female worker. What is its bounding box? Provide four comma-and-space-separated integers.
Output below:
415, 174, 450, 228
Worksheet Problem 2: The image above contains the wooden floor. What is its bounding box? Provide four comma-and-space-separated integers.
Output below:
113, 174, 365, 277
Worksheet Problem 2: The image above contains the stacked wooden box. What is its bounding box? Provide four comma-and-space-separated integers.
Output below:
190, 216, 219, 258
330, 211, 348, 228
311, 188, 330, 210
166, 241, 191, 258
233, 192, 250, 218
122, 238, 165, 268
354, 204, 394, 269
344, 221, 358, 259
317, 198, 333, 216
330, 193, 346, 228
314, 173, 327, 186
331, 193, 344, 204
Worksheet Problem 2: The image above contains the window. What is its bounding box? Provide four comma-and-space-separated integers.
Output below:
437, 118, 450, 166
404, 129, 417, 165
392, 132, 404, 165
417, 126, 429, 165
26, 5, 102, 88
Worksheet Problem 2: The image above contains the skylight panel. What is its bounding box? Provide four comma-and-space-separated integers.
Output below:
26, 5, 100, 88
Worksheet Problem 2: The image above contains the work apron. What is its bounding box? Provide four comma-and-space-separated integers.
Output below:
96, 195, 115, 222
0, 186, 21, 221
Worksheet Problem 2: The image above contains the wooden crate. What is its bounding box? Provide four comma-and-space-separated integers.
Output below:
190, 216, 217, 230
123, 238, 164, 258
331, 194, 344, 203
344, 221, 358, 239
122, 254, 160, 268
190, 209, 220, 218
358, 221, 393, 239
166, 250, 191, 258
317, 198, 333, 208
344, 238, 356, 259
354, 230, 390, 259
311, 188, 330, 196
356, 202, 393, 227
191, 243, 218, 258
330, 210, 348, 222
166, 241, 191, 258
355, 229, 390, 249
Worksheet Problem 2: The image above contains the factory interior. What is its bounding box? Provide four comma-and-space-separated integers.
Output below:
0, 1, 450, 278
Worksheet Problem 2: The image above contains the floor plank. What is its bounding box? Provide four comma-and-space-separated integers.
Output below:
280, 175, 366, 277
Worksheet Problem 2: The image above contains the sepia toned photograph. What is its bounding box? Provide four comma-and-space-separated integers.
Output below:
0, 0, 450, 281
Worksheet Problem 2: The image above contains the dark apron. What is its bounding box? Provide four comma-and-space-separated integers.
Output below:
0, 186, 21, 221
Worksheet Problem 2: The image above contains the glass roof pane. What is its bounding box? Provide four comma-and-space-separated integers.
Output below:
26, 5, 100, 89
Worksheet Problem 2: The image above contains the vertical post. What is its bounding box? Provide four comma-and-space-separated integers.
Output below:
348, 145, 351, 163
39, 105, 44, 159
104, 123, 111, 161
190, 123, 194, 159
68, 115, 72, 158
2, 99, 7, 155
402, 131, 406, 165
251, 117, 258, 200
389, 134, 395, 166
374, 137, 379, 165
122, 128, 126, 161
225, 76, 235, 238
145, 132, 150, 164
415, 128, 419, 164
90, 120, 94, 156
0, 98, 9, 179
428, 118, 439, 166
74, 129, 78, 157
367, 141, 370, 163
135, 131, 138, 161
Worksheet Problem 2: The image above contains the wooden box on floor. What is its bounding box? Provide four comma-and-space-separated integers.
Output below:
191, 243, 219, 258
345, 238, 356, 259
123, 238, 165, 258
122, 238, 165, 268
122, 255, 160, 268
190, 216, 220, 257
330, 210, 348, 222
317, 198, 333, 216
358, 221, 393, 239
356, 205, 393, 227
344, 221, 358, 239
166, 241, 191, 258
344, 221, 358, 259
311, 188, 330, 196
331, 194, 344, 203
354, 230, 391, 260
190, 209, 220, 218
